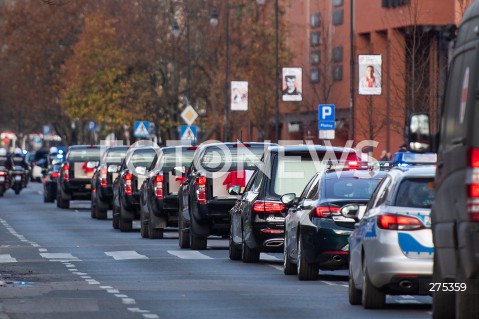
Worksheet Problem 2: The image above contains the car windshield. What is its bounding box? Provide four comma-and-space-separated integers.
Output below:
105, 149, 127, 164
394, 178, 435, 208
325, 176, 382, 199
68, 148, 101, 161
271, 157, 319, 196
131, 149, 156, 168
160, 148, 196, 170
200, 145, 266, 171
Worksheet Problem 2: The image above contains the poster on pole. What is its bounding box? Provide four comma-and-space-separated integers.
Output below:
282, 67, 303, 102
358, 55, 382, 95
231, 81, 248, 111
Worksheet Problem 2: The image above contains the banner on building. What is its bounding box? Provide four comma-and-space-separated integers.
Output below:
231, 81, 248, 111
282, 67, 303, 102
358, 55, 382, 95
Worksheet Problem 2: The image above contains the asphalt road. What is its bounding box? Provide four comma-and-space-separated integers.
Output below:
0, 183, 432, 319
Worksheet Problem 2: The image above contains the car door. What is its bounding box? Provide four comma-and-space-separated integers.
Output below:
231, 171, 257, 244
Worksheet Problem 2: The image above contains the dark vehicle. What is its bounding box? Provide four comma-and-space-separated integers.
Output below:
43, 158, 63, 203
0, 151, 12, 197
178, 142, 272, 250
112, 146, 157, 232
90, 146, 128, 220
57, 145, 101, 209
229, 145, 360, 263
139, 145, 196, 239
282, 168, 385, 280
403, 3, 479, 318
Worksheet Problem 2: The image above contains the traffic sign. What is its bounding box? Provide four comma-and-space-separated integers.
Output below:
43, 125, 51, 136
88, 121, 97, 132
134, 121, 150, 138
180, 125, 197, 141
181, 105, 198, 126
318, 104, 335, 129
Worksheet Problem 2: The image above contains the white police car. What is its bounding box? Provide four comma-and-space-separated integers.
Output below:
343, 165, 435, 309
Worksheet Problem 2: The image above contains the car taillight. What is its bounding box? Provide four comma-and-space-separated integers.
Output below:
124, 173, 133, 195
347, 160, 359, 169
51, 172, 59, 179
310, 205, 341, 218
154, 174, 164, 199
0, 171, 5, 176
100, 168, 108, 188
63, 164, 70, 182
196, 176, 207, 204
467, 148, 479, 221
252, 201, 286, 213
377, 214, 424, 230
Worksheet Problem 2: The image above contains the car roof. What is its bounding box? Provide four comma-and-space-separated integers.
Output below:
388, 165, 436, 178
268, 144, 357, 154
323, 169, 387, 179
198, 142, 274, 149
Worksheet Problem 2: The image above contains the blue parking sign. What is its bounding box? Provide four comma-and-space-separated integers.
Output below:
318, 104, 335, 130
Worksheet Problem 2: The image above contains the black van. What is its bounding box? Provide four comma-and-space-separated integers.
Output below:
407, 2, 479, 318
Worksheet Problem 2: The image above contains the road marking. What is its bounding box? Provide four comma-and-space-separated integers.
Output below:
321, 281, 337, 286
38, 248, 47, 252
396, 299, 421, 304
168, 250, 213, 259
115, 294, 128, 298
268, 265, 283, 271
122, 298, 136, 305
105, 251, 148, 260
143, 315, 160, 319
0, 254, 17, 263
100, 286, 113, 289
40, 253, 81, 262
107, 289, 120, 294
261, 253, 281, 261
128, 308, 150, 313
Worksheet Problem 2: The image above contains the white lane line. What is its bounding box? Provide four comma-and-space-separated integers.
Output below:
38, 248, 48, 252
73, 272, 87, 276
105, 251, 148, 260
128, 308, 150, 313
143, 314, 160, 319
268, 265, 283, 271
87, 281, 100, 285
68, 269, 79, 272
0, 254, 17, 263
122, 298, 136, 305
100, 286, 113, 289
80, 276, 91, 279
40, 253, 81, 262
115, 294, 129, 298
107, 289, 120, 294
168, 250, 213, 259
321, 281, 337, 286
261, 253, 281, 262
341, 284, 348, 288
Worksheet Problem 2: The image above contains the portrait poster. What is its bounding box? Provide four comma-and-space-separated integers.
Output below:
358, 55, 382, 95
231, 81, 248, 111
282, 67, 303, 102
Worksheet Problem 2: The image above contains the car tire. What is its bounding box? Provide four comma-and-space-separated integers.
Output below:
90, 196, 97, 219
148, 221, 164, 239
348, 264, 362, 305
119, 204, 133, 232
283, 233, 297, 275
112, 205, 120, 229
242, 240, 260, 263
190, 230, 207, 250
56, 191, 70, 209
229, 224, 242, 261
362, 264, 385, 309
455, 265, 478, 319
140, 208, 149, 238
178, 214, 190, 249
297, 236, 318, 280
432, 255, 455, 318
44, 190, 54, 203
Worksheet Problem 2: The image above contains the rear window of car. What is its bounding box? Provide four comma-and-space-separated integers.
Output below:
200, 145, 266, 171
325, 177, 382, 200
160, 148, 196, 170
394, 178, 435, 208
271, 157, 319, 196
105, 149, 127, 164
67, 148, 101, 161
130, 149, 156, 168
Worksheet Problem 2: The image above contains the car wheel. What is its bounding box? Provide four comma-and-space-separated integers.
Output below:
229, 223, 242, 261
362, 263, 385, 309
0, 186, 4, 197
242, 240, 260, 263
44, 189, 54, 203
432, 255, 455, 318
283, 232, 297, 275
148, 220, 164, 239
119, 204, 133, 232
140, 207, 149, 238
189, 229, 207, 250
178, 213, 190, 249
112, 205, 120, 229
90, 196, 97, 219
348, 263, 362, 305
297, 236, 318, 280
56, 191, 70, 209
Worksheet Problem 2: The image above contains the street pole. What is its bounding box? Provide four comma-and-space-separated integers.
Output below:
349, 0, 355, 142
274, 0, 280, 143
224, 0, 230, 142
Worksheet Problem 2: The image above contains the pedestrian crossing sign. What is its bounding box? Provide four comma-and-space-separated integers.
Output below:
134, 121, 150, 138
180, 125, 197, 141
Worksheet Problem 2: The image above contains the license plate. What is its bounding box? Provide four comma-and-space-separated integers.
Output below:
14, 176, 22, 182
85, 184, 91, 190
0, 177, 4, 182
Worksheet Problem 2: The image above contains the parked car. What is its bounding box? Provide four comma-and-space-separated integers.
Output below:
178, 142, 272, 250
139, 145, 197, 239
229, 145, 360, 263
57, 145, 101, 209
346, 165, 435, 309
90, 145, 129, 220
43, 158, 63, 203
281, 168, 385, 280
112, 146, 157, 231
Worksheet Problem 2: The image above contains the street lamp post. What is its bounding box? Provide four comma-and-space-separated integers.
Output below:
349, 0, 355, 141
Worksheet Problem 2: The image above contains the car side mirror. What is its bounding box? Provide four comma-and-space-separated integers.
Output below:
408, 113, 431, 153
228, 185, 242, 196
173, 166, 186, 176
108, 165, 119, 173
281, 193, 298, 207
86, 161, 99, 169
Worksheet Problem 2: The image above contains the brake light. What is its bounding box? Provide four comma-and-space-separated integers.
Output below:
347, 161, 359, 169
467, 147, 479, 220
187, 146, 198, 151
51, 172, 59, 179
100, 167, 108, 188
0, 171, 5, 176
124, 173, 133, 195
63, 164, 70, 182
310, 205, 341, 218
377, 214, 424, 230
154, 174, 164, 199
252, 201, 286, 213
196, 176, 207, 203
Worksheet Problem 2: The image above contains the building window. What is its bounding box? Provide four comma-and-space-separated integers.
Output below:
333, 65, 342, 81
332, 47, 343, 62
332, 10, 344, 25
310, 68, 320, 83
310, 13, 321, 28
382, 0, 409, 8
332, 0, 343, 6
310, 32, 320, 46
310, 51, 320, 65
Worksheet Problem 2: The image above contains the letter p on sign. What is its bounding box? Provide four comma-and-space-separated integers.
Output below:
319, 104, 335, 121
